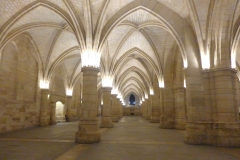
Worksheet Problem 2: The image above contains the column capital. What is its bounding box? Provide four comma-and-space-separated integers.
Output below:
102, 87, 112, 92
41, 89, 49, 94
82, 67, 100, 73
201, 67, 237, 73
173, 87, 186, 92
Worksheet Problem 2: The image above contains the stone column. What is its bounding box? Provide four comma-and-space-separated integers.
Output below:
150, 76, 160, 122
116, 98, 121, 119
111, 94, 119, 122
75, 67, 100, 143
120, 104, 123, 118
100, 87, 113, 128
174, 87, 186, 129
39, 89, 50, 126
185, 68, 240, 147
159, 86, 175, 129
77, 100, 82, 119
50, 102, 56, 125
147, 97, 152, 120
65, 96, 72, 122
150, 88, 160, 123
141, 101, 146, 118
145, 99, 149, 119
159, 88, 164, 127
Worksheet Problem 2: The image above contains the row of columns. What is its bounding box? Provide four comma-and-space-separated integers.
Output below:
141, 68, 240, 147
39, 67, 124, 144
141, 87, 186, 129
39, 90, 74, 126
39, 67, 240, 147
73, 67, 123, 143
39, 67, 123, 143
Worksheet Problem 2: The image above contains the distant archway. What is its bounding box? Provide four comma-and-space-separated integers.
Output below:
55, 101, 65, 122
129, 94, 135, 105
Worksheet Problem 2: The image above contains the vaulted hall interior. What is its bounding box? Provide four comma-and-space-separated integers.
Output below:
1, 0, 240, 159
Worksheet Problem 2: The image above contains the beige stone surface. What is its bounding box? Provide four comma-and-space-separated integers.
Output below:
100, 87, 113, 128
1, 0, 240, 147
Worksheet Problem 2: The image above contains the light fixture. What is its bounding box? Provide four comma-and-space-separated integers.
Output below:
81, 50, 101, 68
184, 78, 186, 88
202, 52, 210, 69
40, 80, 49, 89
150, 88, 154, 95
159, 80, 164, 88
111, 87, 118, 95
102, 75, 113, 87
145, 94, 148, 99
231, 52, 236, 69
66, 88, 73, 96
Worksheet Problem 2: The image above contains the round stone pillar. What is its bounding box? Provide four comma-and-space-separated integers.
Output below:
39, 89, 50, 126
185, 68, 240, 147
147, 97, 152, 120
75, 67, 100, 143
120, 104, 123, 118
50, 102, 56, 125
143, 101, 148, 118
150, 95, 160, 123
100, 87, 113, 128
159, 88, 164, 127
145, 99, 149, 120
116, 98, 120, 119
174, 87, 186, 129
65, 96, 72, 122
111, 94, 119, 122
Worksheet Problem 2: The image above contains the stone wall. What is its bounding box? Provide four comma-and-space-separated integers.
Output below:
123, 107, 141, 116
0, 35, 40, 133
70, 79, 81, 121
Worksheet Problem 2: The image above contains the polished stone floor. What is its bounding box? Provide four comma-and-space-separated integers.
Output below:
0, 116, 240, 160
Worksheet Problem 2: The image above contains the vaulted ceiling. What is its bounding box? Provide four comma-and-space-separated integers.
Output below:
1, 0, 240, 104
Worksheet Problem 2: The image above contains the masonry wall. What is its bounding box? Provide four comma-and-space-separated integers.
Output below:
123, 107, 141, 116
49, 65, 67, 122
70, 79, 81, 120
0, 35, 40, 133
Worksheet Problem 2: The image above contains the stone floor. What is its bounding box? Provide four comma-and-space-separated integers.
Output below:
0, 116, 240, 160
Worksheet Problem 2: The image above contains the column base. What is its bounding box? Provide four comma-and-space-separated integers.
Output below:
185, 122, 240, 147
150, 116, 159, 123
39, 123, 49, 127
75, 131, 101, 143
50, 121, 56, 125
100, 117, 113, 128
174, 117, 186, 130
75, 118, 101, 143
39, 118, 50, 127
159, 117, 175, 129
111, 116, 119, 122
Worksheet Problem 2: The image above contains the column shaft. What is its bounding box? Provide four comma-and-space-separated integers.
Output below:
100, 87, 113, 128
39, 89, 50, 126
75, 67, 100, 143
65, 96, 72, 122
147, 98, 152, 120
50, 102, 56, 125
174, 87, 186, 129
185, 68, 240, 147
116, 98, 121, 119
160, 87, 175, 128
111, 94, 119, 122
150, 87, 160, 123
